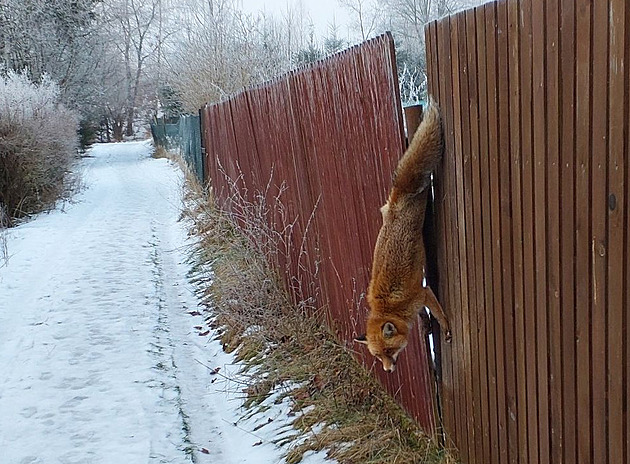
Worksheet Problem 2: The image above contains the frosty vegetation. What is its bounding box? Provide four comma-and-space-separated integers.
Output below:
0, 0, 483, 134
0, 0, 482, 224
0, 70, 78, 224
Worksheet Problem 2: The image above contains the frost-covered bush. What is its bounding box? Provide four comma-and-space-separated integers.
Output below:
0, 70, 79, 223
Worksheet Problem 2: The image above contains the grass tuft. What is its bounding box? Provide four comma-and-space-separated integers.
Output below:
152, 145, 172, 160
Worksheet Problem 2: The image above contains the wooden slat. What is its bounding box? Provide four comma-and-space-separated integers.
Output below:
424, 25, 447, 427
607, 2, 627, 464
575, 1, 592, 462
448, 15, 469, 455
464, 8, 485, 464
441, 14, 466, 449
485, 4, 509, 464
473, 8, 493, 463
496, 3, 518, 463
426, 22, 438, 99
507, 1, 527, 463
474, 6, 501, 463
517, 1, 539, 461
559, 0, 577, 462
435, 17, 458, 445
544, 0, 563, 462
591, 2, 609, 464
532, 0, 552, 462
453, 12, 477, 463
626, 4, 630, 460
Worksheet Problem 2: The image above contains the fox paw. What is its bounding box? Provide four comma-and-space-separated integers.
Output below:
444, 330, 452, 343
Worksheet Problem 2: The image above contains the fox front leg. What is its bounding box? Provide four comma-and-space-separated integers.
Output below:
421, 286, 451, 342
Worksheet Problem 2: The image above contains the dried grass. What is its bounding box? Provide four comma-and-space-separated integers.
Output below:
181, 161, 458, 464
152, 145, 171, 160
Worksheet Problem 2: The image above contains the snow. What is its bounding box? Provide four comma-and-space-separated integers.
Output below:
0, 140, 329, 464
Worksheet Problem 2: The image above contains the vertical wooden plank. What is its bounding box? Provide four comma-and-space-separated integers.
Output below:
435, 17, 458, 446
429, 22, 440, 101
607, 2, 626, 464
486, 4, 509, 463
465, 8, 486, 464
559, 0, 577, 462
425, 24, 435, 98
519, 0, 539, 461
424, 24, 443, 409
626, 4, 630, 460
532, 0, 551, 461
591, 2, 609, 463
438, 23, 459, 445
545, 0, 563, 462
507, 1, 527, 463
410, 46, 442, 415
476, 6, 501, 464
575, 0, 593, 462
426, 21, 454, 442
496, 3, 518, 463
474, 8, 494, 463
453, 11, 477, 462
445, 14, 469, 455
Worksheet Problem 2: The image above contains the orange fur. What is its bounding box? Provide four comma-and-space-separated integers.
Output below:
355, 102, 450, 372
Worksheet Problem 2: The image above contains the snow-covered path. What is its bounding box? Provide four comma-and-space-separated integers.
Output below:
0, 141, 321, 464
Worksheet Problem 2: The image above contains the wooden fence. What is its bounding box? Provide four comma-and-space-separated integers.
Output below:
426, 0, 629, 463
200, 34, 439, 432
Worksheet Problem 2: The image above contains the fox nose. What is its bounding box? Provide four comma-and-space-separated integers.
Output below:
383, 363, 396, 373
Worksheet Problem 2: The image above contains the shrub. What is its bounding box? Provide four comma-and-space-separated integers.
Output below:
0, 70, 79, 223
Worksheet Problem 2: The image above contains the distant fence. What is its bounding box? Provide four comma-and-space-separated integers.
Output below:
200, 33, 439, 432
426, 0, 629, 463
151, 115, 204, 183
150, 117, 179, 150
178, 115, 204, 183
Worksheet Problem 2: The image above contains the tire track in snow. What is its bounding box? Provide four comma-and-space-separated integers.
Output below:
144, 222, 196, 462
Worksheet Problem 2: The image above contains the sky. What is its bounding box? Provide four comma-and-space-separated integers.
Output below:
239, 0, 355, 40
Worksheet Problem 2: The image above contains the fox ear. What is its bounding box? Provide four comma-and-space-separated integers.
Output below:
354, 334, 368, 345
382, 322, 397, 338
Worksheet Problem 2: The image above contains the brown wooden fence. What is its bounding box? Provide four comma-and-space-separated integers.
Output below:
200, 33, 439, 432
426, 0, 629, 463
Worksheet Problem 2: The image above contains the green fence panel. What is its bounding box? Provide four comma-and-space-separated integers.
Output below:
150, 116, 204, 185
179, 115, 204, 184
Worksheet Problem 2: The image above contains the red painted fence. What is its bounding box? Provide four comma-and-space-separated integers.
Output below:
200, 33, 439, 433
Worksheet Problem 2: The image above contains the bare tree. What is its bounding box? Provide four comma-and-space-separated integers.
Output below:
338, 0, 383, 41
103, 0, 162, 137
377, 0, 486, 101
162, 0, 305, 112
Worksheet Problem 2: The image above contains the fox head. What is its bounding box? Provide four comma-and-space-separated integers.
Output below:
354, 316, 409, 373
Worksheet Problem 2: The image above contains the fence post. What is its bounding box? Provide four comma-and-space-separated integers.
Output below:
403, 104, 424, 142
198, 107, 206, 185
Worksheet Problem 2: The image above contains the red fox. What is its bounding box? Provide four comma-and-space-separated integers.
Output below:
355, 102, 450, 372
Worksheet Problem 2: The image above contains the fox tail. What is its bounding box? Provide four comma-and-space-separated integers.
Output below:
392, 101, 443, 197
